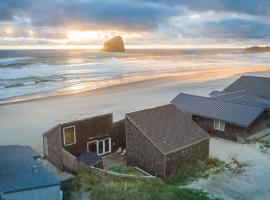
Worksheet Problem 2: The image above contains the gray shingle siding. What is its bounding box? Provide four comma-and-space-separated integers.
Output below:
165, 139, 209, 177
126, 105, 209, 178
126, 117, 165, 177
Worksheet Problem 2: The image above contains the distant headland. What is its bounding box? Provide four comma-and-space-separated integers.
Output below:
245, 46, 270, 52
101, 36, 125, 52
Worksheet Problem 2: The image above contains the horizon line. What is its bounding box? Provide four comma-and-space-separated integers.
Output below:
0, 44, 251, 50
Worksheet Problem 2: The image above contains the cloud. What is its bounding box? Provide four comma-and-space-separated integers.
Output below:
0, 0, 270, 46
0, 0, 31, 21
145, 0, 270, 16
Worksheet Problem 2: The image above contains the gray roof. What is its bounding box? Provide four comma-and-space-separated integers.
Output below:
171, 93, 264, 127
212, 93, 270, 110
209, 90, 224, 97
77, 151, 102, 166
0, 145, 59, 194
126, 104, 209, 154
224, 76, 270, 99
210, 90, 247, 99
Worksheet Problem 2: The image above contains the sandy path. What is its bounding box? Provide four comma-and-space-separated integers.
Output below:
188, 138, 270, 200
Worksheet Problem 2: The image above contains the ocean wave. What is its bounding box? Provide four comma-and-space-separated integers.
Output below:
0, 57, 30, 64
1, 49, 270, 100
2, 76, 66, 89
4, 83, 25, 88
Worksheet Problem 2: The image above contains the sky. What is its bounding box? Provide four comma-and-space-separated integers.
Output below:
0, 0, 270, 49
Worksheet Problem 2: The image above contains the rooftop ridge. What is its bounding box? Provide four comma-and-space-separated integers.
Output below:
175, 93, 264, 109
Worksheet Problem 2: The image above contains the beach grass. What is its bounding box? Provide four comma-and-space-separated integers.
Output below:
62, 171, 220, 200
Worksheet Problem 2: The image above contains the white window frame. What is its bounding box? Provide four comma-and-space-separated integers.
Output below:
87, 138, 111, 156
87, 140, 98, 153
214, 120, 225, 131
44, 137, 48, 155
63, 126, 76, 146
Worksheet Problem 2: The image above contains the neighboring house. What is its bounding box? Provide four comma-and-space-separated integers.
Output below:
43, 113, 125, 172
210, 76, 270, 110
171, 93, 268, 141
126, 104, 209, 178
214, 75, 270, 99
171, 76, 270, 142
0, 145, 61, 200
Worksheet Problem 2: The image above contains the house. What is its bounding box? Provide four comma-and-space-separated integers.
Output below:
171, 76, 270, 142
213, 75, 270, 99
43, 113, 125, 172
0, 145, 61, 200
126, 104, 209, 178
210, 76, 270, 110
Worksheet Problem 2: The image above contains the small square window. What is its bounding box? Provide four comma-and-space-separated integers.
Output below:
63, 126, 76, 146
214, 120, 225, 131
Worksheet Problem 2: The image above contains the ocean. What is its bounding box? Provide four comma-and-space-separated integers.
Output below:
0, 48, 270, 101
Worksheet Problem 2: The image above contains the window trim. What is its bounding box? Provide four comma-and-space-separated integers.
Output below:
63, 126, 76, 146
44, 137, 48, 155
87, 138, 111, 156
87, 140, 98, 153
214, 120, 225, 131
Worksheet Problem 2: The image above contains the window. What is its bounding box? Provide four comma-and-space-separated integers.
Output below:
44, 137, 48, 155
97, 138, 111, 156
214, 120, 225, 131
63, 126, 76, 146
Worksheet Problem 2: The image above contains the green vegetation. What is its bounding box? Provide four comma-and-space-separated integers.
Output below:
166, 158, 226, 186
245, 138, 270, 153
107, 166, 145, 176
62, 172, 220, 200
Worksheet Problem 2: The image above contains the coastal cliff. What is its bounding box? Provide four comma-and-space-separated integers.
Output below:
101, 36, 125, 52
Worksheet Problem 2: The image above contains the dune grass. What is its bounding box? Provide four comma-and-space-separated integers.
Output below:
62, 171, 220, 200
245, 138, 270, 153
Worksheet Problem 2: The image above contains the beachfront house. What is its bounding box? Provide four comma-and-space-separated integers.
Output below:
0, 145, 61, 200
126, 104, 209, 178
43, 114, 126, 173
171, 76, 270, 141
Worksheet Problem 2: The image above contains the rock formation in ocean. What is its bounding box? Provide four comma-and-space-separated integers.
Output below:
246, 46, 270, 52
101, 36, 125, 52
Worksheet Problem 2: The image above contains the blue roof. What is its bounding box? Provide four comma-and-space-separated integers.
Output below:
0, 145, 60, 194
171, 93, 264, 127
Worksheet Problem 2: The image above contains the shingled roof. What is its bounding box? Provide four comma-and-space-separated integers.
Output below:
171, 93, 264, 128
126, 104, 209, 154
0, 145, 59, 194
224, 76, 270, 99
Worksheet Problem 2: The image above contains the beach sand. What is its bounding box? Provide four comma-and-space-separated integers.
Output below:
1, 67, 270, 154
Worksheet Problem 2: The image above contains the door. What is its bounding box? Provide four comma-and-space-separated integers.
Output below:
87, 141, 97, 154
